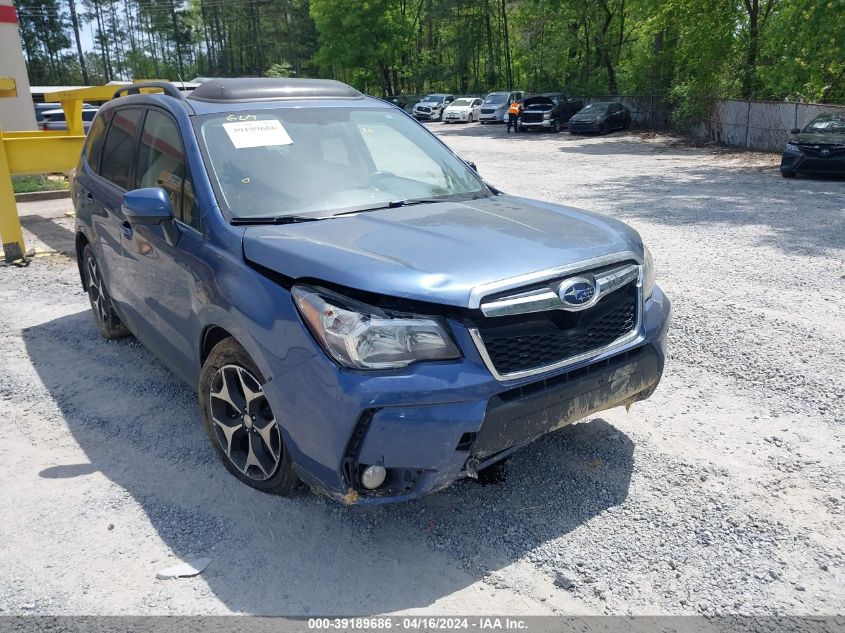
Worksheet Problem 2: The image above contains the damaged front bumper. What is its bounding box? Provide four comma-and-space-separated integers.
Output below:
263, 286, 670, 505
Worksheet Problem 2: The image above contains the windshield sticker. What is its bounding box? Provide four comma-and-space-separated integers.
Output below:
223, 119, 293, 149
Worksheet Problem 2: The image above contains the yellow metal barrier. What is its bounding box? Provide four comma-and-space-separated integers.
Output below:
0, 83, 119, 262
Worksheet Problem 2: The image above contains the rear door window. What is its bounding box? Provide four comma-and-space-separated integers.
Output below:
136, 109, 200, 231
100, 108, 143, 190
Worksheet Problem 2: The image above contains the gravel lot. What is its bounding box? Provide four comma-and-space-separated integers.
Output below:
1, 124, 843, 616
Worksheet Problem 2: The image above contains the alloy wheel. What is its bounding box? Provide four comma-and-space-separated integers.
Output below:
208, 364, 282, 481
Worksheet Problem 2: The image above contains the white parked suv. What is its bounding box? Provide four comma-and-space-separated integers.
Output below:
412, 94, 455, 121
40, 107, 99, 133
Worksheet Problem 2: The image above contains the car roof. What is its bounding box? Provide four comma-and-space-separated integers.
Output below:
100, 78, 395, 117
810, 113, 844, 121
42, 107, 98, 115
187, 78, 362, 103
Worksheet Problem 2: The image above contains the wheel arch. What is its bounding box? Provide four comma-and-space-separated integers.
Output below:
75, 232, 90, 290
200, 325, 234, 366
196, 311, 275, 387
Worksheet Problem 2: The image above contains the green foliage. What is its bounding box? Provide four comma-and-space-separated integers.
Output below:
266, 62, 294, 77
758, 0, 845, 102
14, 0, 844, 112
12, 175, 69, 193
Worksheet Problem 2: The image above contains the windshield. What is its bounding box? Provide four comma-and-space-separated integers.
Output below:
484, 93, 507, 104
422, 95, 444, 103
197, 107, 488, 219
450, 99, 473, 107
580, 104, 608, 114
804, 116, 845, 134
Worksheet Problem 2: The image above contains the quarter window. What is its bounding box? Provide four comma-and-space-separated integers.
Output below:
82, 113, 108, 171
136, 109, 200, 231
100, 108, 142, 190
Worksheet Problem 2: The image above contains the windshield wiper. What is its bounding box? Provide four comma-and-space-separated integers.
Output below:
230, 215, 323, 225
330, 195, 485, 218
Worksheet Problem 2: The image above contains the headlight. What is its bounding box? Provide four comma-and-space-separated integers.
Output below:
642, 245, 655, 300
292, 285, 460, 370
785, 143, 800, 152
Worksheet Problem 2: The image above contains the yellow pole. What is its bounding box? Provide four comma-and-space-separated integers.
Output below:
0, 128, 25, 262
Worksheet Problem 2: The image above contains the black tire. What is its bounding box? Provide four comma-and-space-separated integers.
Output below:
480, 120, 486, 125
781, 170, 797, 178
552, 119, 561, 133
600, 122, 609, 135
199, 337, 298, 495
81, 244, 130, 339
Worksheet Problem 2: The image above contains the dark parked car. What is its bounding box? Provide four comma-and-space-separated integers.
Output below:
780, 114, 845, 178
383, 95, 409, 110
569, 102, 631, 134
518, 93, 584, 132
72, 78, 669, 504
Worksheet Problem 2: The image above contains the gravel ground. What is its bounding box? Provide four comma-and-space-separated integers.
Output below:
0, 125, 843, 616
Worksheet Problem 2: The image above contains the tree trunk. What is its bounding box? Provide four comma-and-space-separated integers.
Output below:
67, 0, 89, 83
501, 0, 512, 89
742, 0, 759, 98
170, 0, 185, 79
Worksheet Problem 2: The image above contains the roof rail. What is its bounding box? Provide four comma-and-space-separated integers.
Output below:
113, 81, 186, 100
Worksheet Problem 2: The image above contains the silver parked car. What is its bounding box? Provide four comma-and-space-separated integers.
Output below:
443, 97, 483, 123
40, 107, 99, 133
478, 91, 523, 123
412, 94, 455, 121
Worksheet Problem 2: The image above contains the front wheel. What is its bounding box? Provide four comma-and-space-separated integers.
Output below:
781, 170, 797, 179
82, 245, 129, 339
199, 338, 298, 495
552, 119, 561, 133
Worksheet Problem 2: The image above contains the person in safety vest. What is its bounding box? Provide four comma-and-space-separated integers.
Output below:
506, 99, 522, 133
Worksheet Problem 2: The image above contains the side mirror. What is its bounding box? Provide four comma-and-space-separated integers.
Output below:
790, 128, 800, 135
466, 161, 478, 173
123, 187, 180, 246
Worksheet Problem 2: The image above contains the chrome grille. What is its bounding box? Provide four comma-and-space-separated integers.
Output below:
470, 262, 641, 379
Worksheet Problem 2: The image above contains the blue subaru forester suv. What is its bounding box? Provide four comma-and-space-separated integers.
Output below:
73, 78, 671, 504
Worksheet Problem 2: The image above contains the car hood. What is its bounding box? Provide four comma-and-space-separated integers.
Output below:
242, 195, 642, 308
445, 105, 471, 111
522, 96, 554, 109
790, 132, 845, 145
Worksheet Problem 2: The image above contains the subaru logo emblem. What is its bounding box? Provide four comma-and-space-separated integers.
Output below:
820, 148, 830, 157
559, 278, 596, 307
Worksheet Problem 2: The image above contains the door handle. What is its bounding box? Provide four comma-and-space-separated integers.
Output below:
121, 220, 133, 238
84, 191, 94, 202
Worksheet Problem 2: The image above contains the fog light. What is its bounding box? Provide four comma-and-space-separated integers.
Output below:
361, 465, 387, 490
